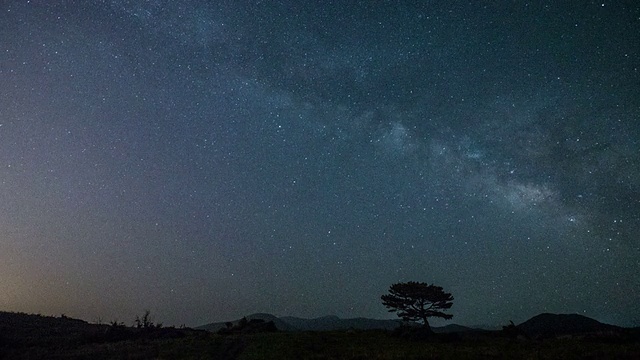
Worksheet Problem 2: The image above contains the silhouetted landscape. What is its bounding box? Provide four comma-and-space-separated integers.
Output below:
1, 310, 638, 359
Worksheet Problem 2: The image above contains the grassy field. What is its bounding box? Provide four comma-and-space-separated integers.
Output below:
3, 328, 639, 359
239, 331, 639, 360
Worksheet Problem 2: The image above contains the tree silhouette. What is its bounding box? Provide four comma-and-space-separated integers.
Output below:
381, 281, 453, 331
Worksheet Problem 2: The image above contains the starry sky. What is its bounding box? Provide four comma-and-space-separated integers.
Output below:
1, 1, 639, 328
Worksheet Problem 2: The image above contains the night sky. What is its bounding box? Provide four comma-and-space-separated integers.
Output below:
1, 1, 639, 328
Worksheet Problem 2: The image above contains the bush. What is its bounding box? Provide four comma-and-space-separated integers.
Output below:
218, 318, 278, 335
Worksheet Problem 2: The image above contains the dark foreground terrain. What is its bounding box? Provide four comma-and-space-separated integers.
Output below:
1, 312, 639, 359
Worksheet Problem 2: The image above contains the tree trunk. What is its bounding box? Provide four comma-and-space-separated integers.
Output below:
422, 317, 433, 333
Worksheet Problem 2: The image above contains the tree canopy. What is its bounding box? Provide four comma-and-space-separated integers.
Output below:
381, 281, 453, 331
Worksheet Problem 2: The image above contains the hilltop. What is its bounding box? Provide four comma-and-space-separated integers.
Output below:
517, 313, 627, 338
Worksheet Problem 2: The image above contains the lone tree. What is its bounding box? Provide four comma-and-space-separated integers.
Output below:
381, 281, 454, 331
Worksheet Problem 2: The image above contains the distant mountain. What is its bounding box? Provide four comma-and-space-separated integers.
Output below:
198, 313, 474, 333
196, 313, 297, 332
517, 313, 623, 338
280, 315, 404, 331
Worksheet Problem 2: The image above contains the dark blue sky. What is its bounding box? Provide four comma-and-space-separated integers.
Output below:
1, 1, 638, 327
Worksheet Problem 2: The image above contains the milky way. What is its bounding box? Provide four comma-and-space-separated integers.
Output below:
0, 1, 638, 327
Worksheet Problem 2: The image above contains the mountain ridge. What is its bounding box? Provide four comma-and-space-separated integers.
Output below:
196, 313, 478, 333
197, 312, 636, 336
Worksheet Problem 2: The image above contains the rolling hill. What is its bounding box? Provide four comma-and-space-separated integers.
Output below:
516, 313, 624, 338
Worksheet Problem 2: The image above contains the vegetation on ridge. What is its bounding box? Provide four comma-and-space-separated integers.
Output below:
1, 311, 638, 360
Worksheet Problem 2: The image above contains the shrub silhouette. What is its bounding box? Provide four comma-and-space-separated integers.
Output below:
502, 320, 528, 340
218, 317, 278, 334
134, 310, 162, 330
